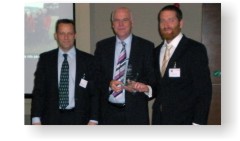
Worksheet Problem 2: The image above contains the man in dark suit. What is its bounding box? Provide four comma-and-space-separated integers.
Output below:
31, 19, 98, 125
152, 5, 212, 125
94, 7, 156, 125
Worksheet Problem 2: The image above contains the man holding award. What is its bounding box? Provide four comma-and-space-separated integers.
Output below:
94, 7, 156, 125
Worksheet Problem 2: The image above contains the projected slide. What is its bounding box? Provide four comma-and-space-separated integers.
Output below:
24, 3, 74, 94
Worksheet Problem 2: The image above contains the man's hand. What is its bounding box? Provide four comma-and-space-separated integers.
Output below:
124, 80, 149, 93
110, 80, 124, 92
132, 81, 149, 92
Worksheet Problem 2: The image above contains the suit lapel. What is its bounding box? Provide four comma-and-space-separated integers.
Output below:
158, 36, 189, 78
75, 49, 85, 91
168, 36, 189, 67
129, 35, 136, 65
155, 43, 163, 79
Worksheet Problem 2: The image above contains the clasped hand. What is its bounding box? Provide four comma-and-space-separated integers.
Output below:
110, 80, 149, 93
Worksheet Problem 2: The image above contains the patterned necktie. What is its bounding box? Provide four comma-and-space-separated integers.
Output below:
161, 45, 172, 77
59, 54, 69, 109
112, 41, 127, 97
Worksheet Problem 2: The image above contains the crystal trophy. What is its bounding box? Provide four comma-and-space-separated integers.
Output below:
124, 64, 139, 93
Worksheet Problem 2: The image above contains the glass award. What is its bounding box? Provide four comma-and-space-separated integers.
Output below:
124, 64, 139, 93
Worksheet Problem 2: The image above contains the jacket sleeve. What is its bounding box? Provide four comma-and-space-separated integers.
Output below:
31, 53, 47, 119
191, 44, 212, 124
88, 56, 99, 121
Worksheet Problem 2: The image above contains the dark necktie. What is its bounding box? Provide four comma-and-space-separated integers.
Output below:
59, 54, 69, 109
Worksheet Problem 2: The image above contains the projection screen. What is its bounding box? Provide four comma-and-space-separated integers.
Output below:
24, 3, 74, 95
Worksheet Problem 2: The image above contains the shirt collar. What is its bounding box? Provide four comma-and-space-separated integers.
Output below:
116, 34, 132, 46
58, 47, 76, 58
164, 33, 183, 48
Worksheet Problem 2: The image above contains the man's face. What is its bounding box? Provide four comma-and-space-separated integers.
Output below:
159, 10, 183, 42
55, 23, 76, 52
112, 8, 133, 40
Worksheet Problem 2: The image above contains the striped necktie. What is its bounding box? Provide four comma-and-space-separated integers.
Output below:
112, 41, 127, 97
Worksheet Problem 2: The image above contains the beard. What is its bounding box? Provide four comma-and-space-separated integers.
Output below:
161, 32, 175, 40
160, 27, 181, 41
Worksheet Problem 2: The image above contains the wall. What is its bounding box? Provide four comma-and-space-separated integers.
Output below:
75, 4, 91, 53
89, 3, 202, 54
24, 99, 31, 125
74, 3, 202, 54
202, 4, 221, 124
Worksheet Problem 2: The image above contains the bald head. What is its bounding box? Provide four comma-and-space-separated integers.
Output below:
111, 7, 133, 22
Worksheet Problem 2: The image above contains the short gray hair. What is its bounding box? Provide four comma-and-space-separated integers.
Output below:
111, 7, 133, 22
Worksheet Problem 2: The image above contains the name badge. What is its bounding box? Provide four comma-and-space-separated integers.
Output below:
169, 68, 181, 77
79, 79, 88, 88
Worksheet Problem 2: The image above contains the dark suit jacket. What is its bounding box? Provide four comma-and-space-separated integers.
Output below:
94, 35, 156, 125
31, 48, 98, 125
152, 35, 212, 125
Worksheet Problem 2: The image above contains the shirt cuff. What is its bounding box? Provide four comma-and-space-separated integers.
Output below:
89, 120, 98, 124
192, 123, 199, 125
32, 117, 41, 124
144, 85, 152, 98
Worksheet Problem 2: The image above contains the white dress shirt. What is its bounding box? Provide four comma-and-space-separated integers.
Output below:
159, 33, 183, 71
108, 34, 152, 104
108, 35, 132, 103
